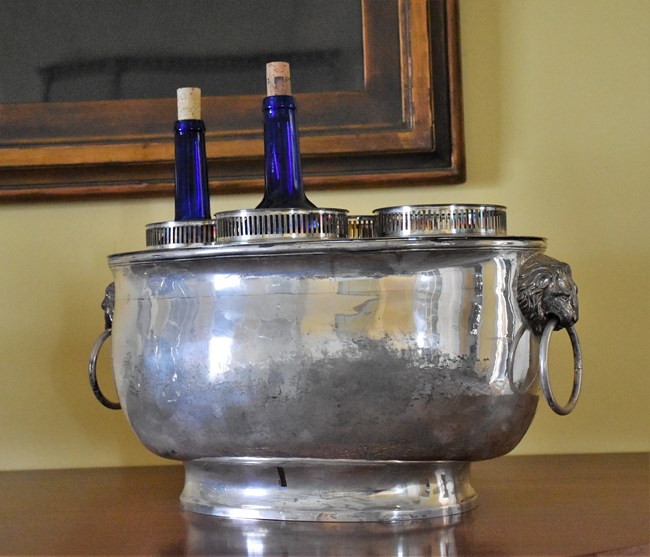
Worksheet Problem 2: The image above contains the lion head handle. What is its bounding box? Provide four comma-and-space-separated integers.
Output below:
101, 282, 115, 330
517, 254, 579, 335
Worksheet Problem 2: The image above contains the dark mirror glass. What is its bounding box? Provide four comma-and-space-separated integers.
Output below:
0, 0, 364, 103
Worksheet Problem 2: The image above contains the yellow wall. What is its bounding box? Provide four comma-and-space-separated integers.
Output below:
1, 0, 648, 470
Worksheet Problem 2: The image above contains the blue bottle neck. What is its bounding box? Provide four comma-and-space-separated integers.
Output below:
257, 95, 315, 209
174, 119, 211, 221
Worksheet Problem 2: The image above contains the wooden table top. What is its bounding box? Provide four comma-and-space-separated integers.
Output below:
0, 453, 647, 556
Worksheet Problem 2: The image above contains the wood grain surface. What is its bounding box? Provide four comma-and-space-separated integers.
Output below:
0, 453, 647, 556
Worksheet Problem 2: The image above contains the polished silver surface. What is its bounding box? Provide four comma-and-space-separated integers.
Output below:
185, 510, 463, 556
145, 220, 216, 248
95, 235, 580, 521
109, 236, 545, 265
214, 208, 348, 244
181, 458, 476, 521
109, 239, 543, 462
374, 204, 507, 237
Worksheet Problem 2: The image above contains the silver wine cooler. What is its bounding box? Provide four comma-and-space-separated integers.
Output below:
89, 202, 582, 522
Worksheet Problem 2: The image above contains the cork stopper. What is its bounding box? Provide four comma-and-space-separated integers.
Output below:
266, 62, 292, 96
177, 87, 201, 120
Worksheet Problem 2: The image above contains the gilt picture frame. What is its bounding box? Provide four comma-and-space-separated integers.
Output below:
0, 0, 463, 201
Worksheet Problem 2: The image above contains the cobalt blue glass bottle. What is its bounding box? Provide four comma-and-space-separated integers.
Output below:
256, 62, 316, 209
174, 87, 211, 221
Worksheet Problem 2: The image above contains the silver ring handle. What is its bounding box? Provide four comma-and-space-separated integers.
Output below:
88, 328, 121, 410
539, 318, 582, 415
